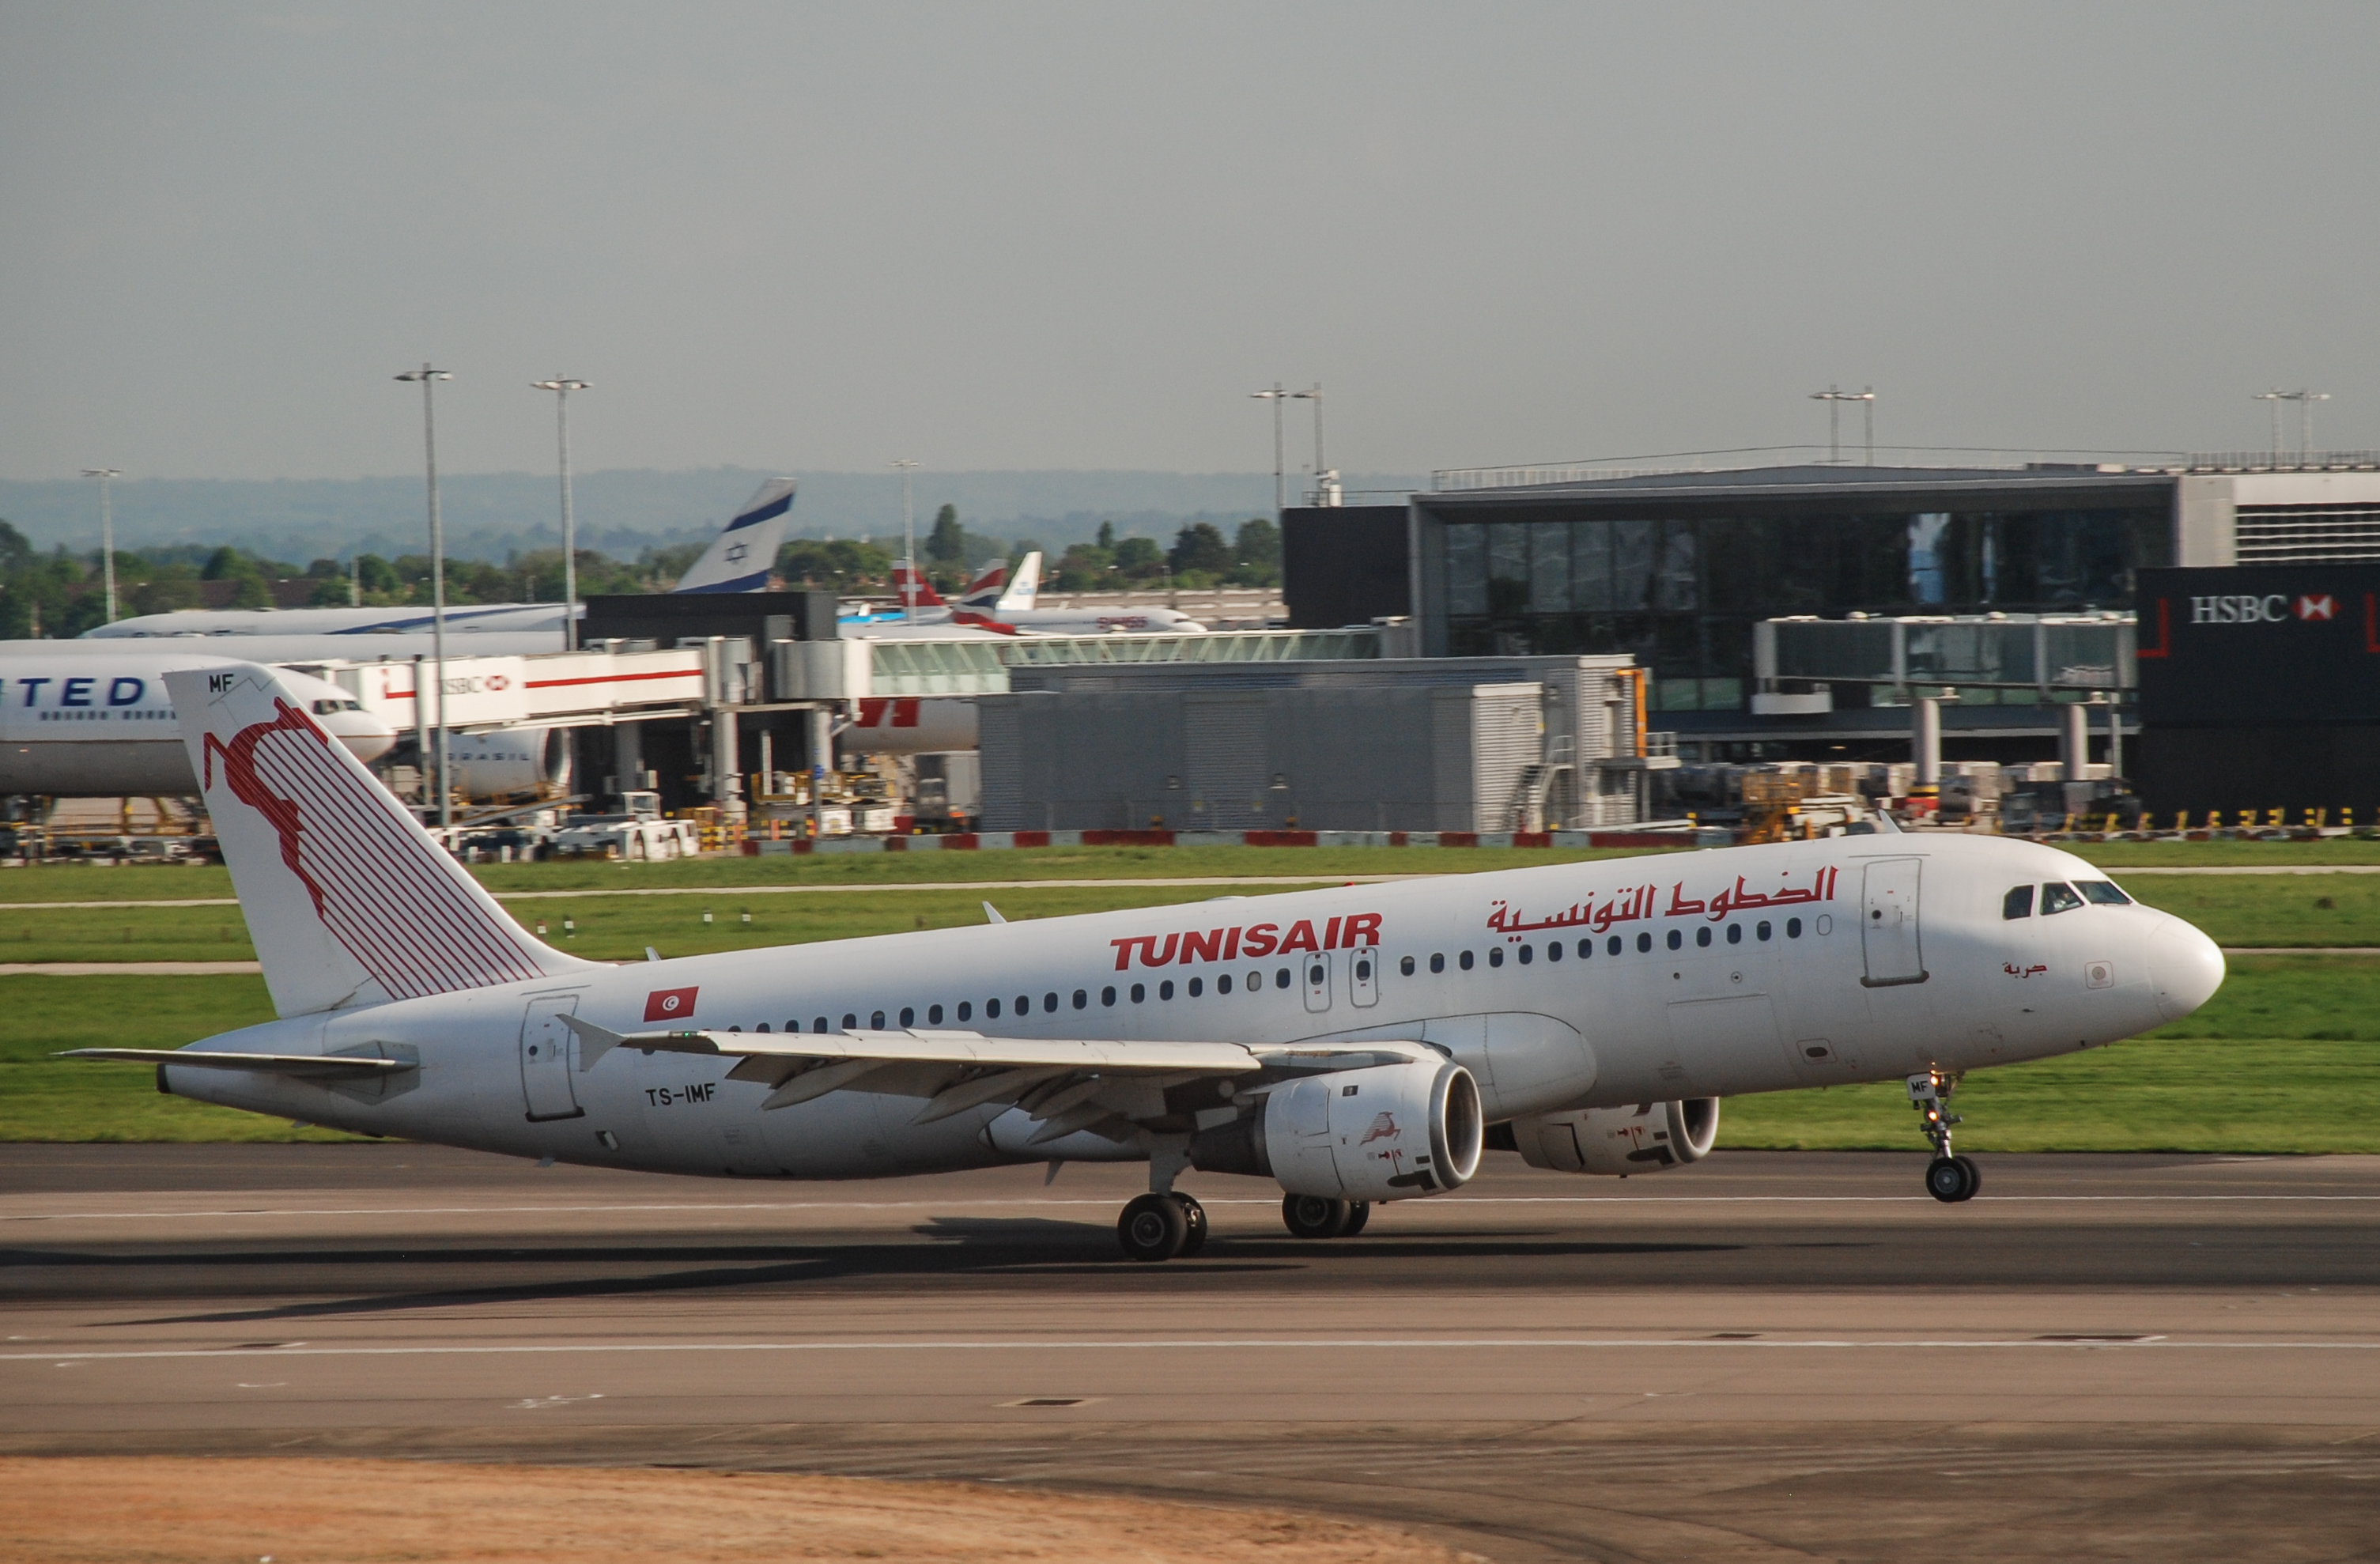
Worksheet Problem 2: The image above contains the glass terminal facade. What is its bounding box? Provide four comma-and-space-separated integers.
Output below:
1415, 470, 2174, 712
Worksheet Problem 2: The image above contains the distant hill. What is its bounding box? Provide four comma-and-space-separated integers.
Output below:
0, 469, 1423, 565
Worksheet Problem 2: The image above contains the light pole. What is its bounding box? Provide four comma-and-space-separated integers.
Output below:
1251, 383, 1288, 512
2279, 390, 2329, 459
395, 363, 454, 833
531, 378, 591, 650
2253, 389, 2287, 460
1291, 383, 1325, 502
1809, 387, 1873, 464
79, 468, 123, 622
891, 459, 920, 623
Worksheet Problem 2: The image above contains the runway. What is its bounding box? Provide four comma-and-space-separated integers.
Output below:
5, 1145, 2377, 1562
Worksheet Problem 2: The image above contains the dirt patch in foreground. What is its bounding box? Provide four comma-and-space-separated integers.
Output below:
0, 1456, 1471, 1563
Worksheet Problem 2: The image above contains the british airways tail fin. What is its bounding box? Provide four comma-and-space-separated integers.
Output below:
671, 477, 797, 594
995, 551, 1042, 610
955, 560, 1007, 610
892, 561, 946, 610
165, 663, 597, 1018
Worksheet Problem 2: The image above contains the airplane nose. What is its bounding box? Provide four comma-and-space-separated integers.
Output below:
327, 712, 399, 765
2150, 916, 2226, 1022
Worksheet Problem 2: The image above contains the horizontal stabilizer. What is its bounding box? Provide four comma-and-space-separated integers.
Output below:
58, 1048, 410, 1075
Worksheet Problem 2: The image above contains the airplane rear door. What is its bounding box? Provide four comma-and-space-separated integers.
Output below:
519, 993, 585, 1121
1859, 858, 1928, 988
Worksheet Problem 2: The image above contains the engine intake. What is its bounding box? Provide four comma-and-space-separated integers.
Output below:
1190, 1059, 1482, 1202
1509, 1099, 1719, 1175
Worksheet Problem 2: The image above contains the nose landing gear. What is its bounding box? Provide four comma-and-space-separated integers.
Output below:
1910, 1069, 1981, 1203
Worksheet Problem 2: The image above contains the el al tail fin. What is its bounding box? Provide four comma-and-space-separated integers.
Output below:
166, 663, 596, 1018
672, 477, 796, 594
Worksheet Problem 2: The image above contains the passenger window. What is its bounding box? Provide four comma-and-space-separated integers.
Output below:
2077, 881, 2133, 905
1547, 941, 1562, 961
2003, 885, 2034, 920
1459, 950, 1475, 970
1490, 946, 1505, 968
1275, 967, 1291, 988
1577, 939, 1593, 958
1726, 924, 1742, 945
1400, 956, 1415, 976
1130, 983, 1145, 1003
1515, 944, 1531, 965
1015, 994, 1029, 1014
1071, 989, 1087, 1009
813, 1017, 828, 1033
1187, 977, 1203, 997
1756, 921, 1771, 941
1042, 992, 1058, 1013
1667, 930, 1683, 950
871, 1010, 886, 1029
1159, 980, 1175, 1000
2041, 882, 2084, 915
842, 1012, 857, 1030
1695, 927, 1712, 948
957, 1002, 972, 1022
1786, 918, 1802, 939
927, 1005, 943, 1026
899, 1007, 915, 1028
1635, 932, 1651, 952
1102, 986, 1116, 1005
1430, 953, 1445, 973
756, 1022, 770, 1033
987, 999, 1002, 1019
1218, 974, 1234, 993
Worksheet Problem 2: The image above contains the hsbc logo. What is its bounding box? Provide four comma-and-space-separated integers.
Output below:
2190, 593, 2336, 625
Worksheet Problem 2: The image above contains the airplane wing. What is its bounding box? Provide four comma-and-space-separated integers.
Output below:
57, 1048, 410, 1076
562, 1016, 1430, 1140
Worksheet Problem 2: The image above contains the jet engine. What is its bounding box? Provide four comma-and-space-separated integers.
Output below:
444, 727, 570, 800
1508, 1099, 1720, 1175
1189, 1059, 1483, 1202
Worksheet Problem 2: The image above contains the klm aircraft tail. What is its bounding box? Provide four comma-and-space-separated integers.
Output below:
164, 663, 596, 1018
995, 551, 1042, 610
672, 478, 797, 595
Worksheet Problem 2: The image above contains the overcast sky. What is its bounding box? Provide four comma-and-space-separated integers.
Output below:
4, 2, 2374, 482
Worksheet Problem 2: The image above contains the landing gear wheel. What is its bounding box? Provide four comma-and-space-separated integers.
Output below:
1171, 1193, 1208, 1258
1282, 1193, 1352, 1240
1925, 1156, 1978, 1203
1119, 1192, 1188, 1261
1951, 1154, 1981, 1199
1339, 1200, 1371, 1237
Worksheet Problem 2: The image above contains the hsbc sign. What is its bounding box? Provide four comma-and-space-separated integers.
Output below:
2189, 593, 2338, 624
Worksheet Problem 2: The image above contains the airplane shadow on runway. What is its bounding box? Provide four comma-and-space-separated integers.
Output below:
17, 1222, 1750, 1328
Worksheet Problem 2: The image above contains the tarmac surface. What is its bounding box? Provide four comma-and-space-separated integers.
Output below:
5, 1143, 2377, 1562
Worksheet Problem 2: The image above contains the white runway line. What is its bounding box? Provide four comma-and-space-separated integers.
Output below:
6, 1336, 2377, 1365
10, 1192, 2378, 1222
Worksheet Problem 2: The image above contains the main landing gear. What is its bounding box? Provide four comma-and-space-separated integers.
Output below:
1910, 1068, 1981, 1203
1281, 1194, 1371, 1240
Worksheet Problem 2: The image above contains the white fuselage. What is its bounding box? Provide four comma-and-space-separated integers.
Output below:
167, 834, 2221, 1181
0, 647, 397, 795
85, 603, 572, 640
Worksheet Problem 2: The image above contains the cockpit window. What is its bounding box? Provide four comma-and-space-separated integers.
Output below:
2076, 880, 2133, 906
2040, 882, 2085, 915
2002, 885, 2034, 920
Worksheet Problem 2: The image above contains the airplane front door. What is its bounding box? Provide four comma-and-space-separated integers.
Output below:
519, 993, 585, 1121
1859, 858, 1928, 988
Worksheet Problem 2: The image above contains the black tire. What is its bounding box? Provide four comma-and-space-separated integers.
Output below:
1172, 1193, 1209, 1258
1925, 1156, 1972, 1203
1340, 1200, 1371, 1237
1282, 1193, 1351, 1239
1118, 1192, 1188, 1261
1951, 1154, 1981, 1202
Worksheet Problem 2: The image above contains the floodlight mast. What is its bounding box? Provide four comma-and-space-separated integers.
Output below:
394, 363, 454, 833
1292, 383, 1325, 502
1808, 386, 1875, 465
1251, 383, 1288, 511
2253, 389, 2287, 460
891, 459, 921, 623
2278, 389, 2329, 459
78, 468, 123, 622
531, 379, 591, 650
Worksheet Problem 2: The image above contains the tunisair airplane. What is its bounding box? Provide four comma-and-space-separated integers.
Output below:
66, 662, 2226, 1260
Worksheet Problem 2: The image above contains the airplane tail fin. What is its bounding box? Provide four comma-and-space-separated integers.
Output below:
995, 551, 1043, 610
671, 477, 797, 594
892, 561, 946, 610
165, 663, 597, 1019
955, 560, 1007, 610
